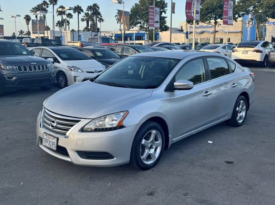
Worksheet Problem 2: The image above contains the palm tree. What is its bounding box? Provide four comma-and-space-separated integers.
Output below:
73, 5, 84, 41
98, 17, 104, 34
90, 3, 103, 32
49, 0, 58, 39
83, 27, 90, 32
115, 10, 122, 38
81, 12, 90, 29
30, 6, 39, 20
45, 25, 50, 37
57, 5, 65, 21
66, 13, 73, 30
56, 20, 64, 32
40, 1, 49, 26
18, 30, 25, 37
24, 15, 31, 34
24, 31, 31, 37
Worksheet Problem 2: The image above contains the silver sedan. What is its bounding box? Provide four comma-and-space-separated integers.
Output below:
36, 51, 255, 170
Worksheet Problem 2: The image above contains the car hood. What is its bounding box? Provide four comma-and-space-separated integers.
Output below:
44, 81, 153, 119
63, 59, 104, 71
0, 55, 47, 64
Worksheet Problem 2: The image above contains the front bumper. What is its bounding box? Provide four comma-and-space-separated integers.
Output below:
67, 72, 101, 85
0, 71, 54, 90
36, 111, 137, 167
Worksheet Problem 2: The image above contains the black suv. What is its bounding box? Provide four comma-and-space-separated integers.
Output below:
0, 41, 54, 95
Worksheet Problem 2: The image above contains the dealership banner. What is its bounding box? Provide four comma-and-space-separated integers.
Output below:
0, 25, 4, 35
149, 6, 160, 29
223, 0, 233, 25
117, 10, 130, 30
186, 0, 201, 21
32, 20, 45, 34
172, 2, 176, 14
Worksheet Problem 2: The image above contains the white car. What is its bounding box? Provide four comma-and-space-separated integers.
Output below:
232, 41, 272, 67
200, 44, 233, 57
31, 47, 105, 88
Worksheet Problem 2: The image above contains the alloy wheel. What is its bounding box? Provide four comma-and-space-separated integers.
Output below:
236, 100, 247, 124
140, 130, 162, 165
58, 75, 66, 88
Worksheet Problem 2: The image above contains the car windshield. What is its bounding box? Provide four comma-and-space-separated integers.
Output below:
132, 46, 153, 53
237, 41, 261, 48
95, 56, 179, 89
0, 42, 32, 56
202, 45, 220, 49
91, 49, 120, 59
52, 48, 91, 60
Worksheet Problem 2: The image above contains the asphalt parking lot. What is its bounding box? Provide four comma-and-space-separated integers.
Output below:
0, 66, 275, 205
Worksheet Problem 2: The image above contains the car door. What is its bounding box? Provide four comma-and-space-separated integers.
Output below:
169, 58, 220, 140
205, 57, 239, 120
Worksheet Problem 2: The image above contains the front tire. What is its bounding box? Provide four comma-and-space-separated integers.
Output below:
131, 121, 165, 170
227, 96, 248, 127
57, 72, 67, 89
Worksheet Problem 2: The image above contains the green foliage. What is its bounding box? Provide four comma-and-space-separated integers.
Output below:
129, 0, 168, 32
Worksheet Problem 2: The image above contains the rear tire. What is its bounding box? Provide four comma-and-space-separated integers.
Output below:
227, 96, 248, 127
57, 72, 67, 89
131, 121, 165, 170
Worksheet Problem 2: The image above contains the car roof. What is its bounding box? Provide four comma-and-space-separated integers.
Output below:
134, 50, 220, 59
34, 46, 73, 50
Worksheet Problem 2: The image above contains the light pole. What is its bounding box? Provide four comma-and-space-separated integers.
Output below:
170, 0, 173, 43
153, 0, 155, 43
112, 0, 125, 43
11, 15, 20, 39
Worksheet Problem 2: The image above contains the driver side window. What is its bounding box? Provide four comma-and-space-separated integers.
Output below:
175, 58, 206, 85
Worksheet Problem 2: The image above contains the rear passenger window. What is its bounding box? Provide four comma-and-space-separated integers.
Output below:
175, 58, 206, 85
32, 49, 41, 57
227, 60, 236, 72
206, 58, 230, 79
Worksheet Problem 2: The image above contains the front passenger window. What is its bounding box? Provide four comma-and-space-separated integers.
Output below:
175, 58, 206, 85
206, 58, 230, 79
32, 49, 41, 57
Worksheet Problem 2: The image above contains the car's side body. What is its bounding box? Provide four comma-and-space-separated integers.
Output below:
36, 51, 254, 167
200, 44, 233, 57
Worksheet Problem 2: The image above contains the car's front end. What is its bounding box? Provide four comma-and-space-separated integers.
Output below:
0, 56, 55, 92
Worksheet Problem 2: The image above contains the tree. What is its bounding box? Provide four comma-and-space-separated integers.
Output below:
56, 20, 64, 32
18, 30, 25, 37
81, 12, 91, 29
24, 15, 31, 34
115, 10, 123, 39
66, 13, 73, 30
24, 31, 31, 37
200, 0, 238, 43
57, 5, 65, 21
90, 3, 103, 32
40, 1, 49, 26
73, 5, 84, 41
45, 25, 50, 37
49, 0, 58, 39
129, 0, 169, 41
235, 0, 266, 40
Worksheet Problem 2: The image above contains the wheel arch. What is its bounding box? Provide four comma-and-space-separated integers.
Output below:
239, 92, 250, 111
141, 116, 170, 150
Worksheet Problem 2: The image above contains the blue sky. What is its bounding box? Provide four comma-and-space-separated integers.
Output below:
0, 0, 186, 35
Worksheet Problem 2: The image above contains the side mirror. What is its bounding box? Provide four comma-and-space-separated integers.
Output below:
174, 80, 194, 90
31, 50, 35, 55
47, 58, 54, 64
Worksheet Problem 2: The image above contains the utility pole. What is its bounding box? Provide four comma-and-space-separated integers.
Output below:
153, 0, 155, 43
170, 0, 173, 43
192, 0, 197, 50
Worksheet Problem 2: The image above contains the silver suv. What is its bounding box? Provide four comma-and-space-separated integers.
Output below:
36, 51, 255, 170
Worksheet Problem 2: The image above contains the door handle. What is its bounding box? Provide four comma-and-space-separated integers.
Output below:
231, 83, 238, 88
203, 91, 212, 97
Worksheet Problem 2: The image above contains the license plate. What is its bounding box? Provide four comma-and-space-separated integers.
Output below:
43, 133, 57, 151
242, 51, 248, 54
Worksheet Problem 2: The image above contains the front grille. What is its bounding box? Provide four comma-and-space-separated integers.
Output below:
86, 70, 103, 74
42, 109, 81, 135
16, 65, 48, 72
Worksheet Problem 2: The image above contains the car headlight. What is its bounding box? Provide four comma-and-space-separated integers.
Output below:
82, 111, 129, 132
0, 65, 17, 70
67, 66, 83, 73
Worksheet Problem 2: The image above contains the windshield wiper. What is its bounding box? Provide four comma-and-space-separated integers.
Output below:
96, 81, 129, 88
